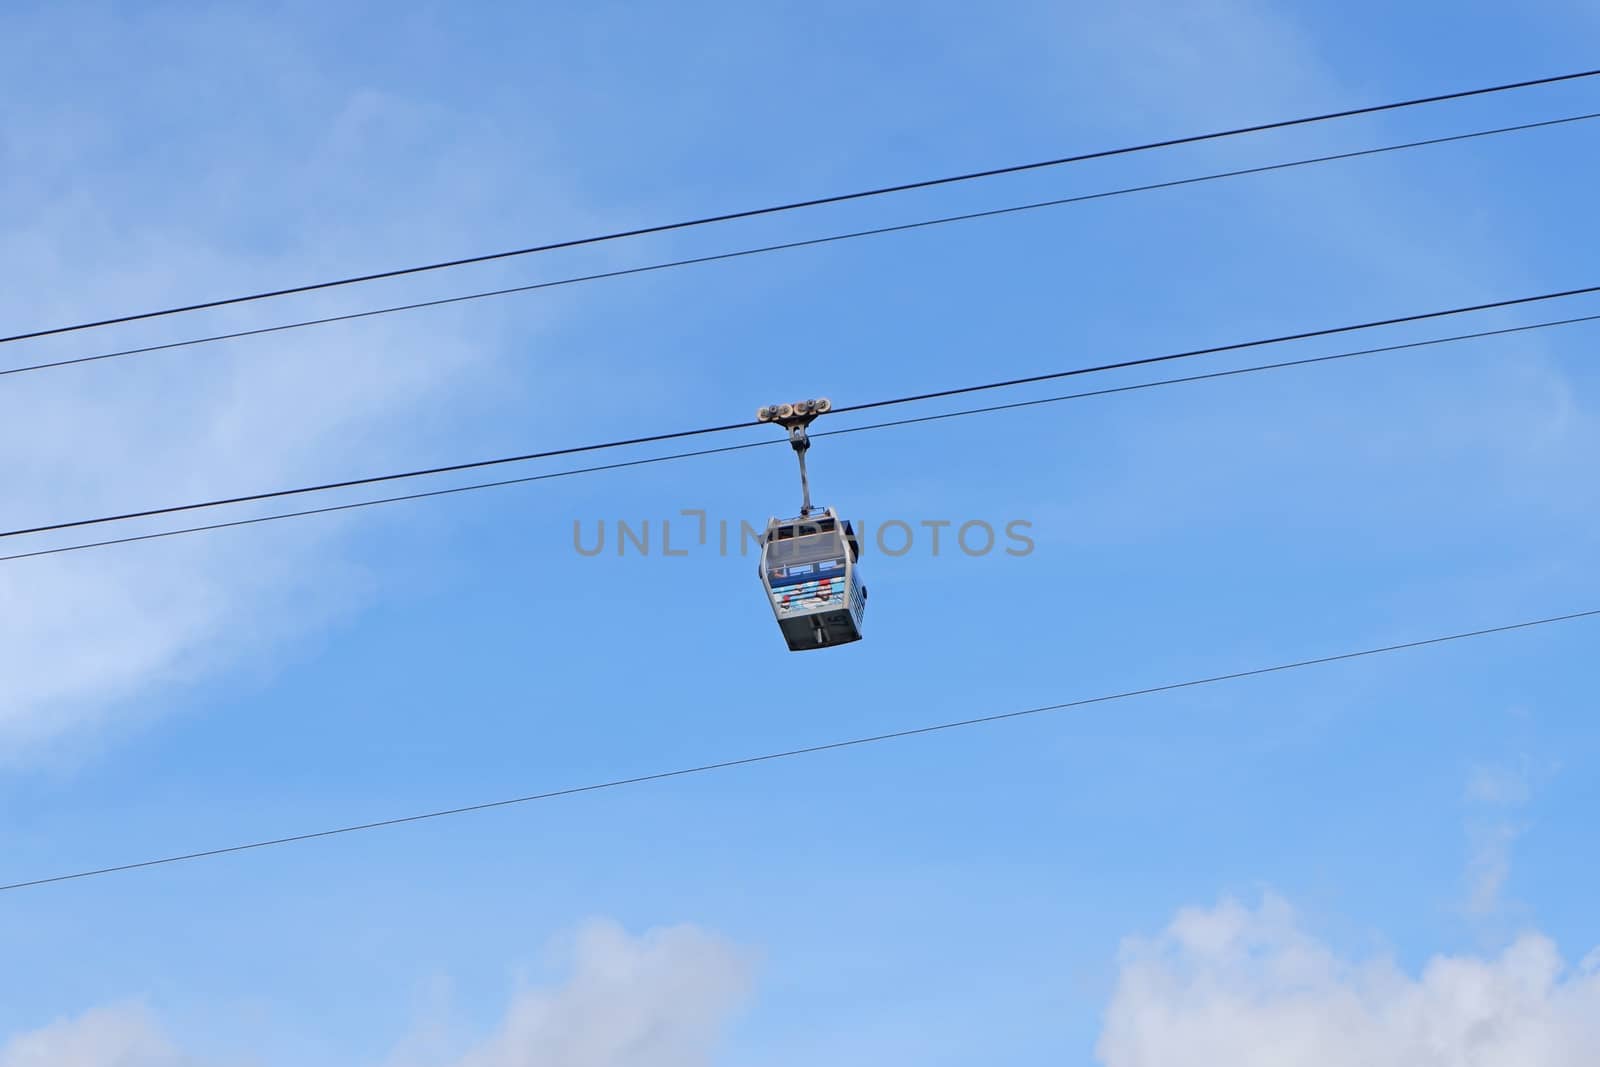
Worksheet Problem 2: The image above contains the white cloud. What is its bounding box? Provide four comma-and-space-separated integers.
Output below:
0, 9, 571, 759
0, 1003, 188, 1067
449, 920, 750, 1067
1097, 895, 1600, 1067
0, 921, 749, 1067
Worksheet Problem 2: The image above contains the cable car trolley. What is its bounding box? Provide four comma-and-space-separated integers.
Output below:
755, 398, 866, 651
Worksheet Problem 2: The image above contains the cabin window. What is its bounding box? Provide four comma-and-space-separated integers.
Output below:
768, 517, 836, 543
766, 532, 847, 587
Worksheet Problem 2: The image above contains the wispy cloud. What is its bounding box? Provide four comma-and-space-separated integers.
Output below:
1465, 817, 1523, 917
1014, 0, 1600, 623
0, 8, 577, 761
448, 920, 751, 1067
1462, 757, 1548, 919
0, 1002, 182, 1067
0, 920, 750, 1067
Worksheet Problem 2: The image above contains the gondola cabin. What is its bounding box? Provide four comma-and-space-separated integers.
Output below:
759, 506, 866, 651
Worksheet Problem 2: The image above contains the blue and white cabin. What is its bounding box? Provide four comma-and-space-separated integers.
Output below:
758, 506, 866, 651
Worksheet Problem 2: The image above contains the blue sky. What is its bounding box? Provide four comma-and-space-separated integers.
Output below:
3, 2, 1600, 1064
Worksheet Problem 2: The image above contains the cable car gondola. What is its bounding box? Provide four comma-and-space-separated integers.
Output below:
755, 398, 867, 651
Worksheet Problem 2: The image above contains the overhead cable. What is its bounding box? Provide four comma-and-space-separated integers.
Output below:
4, 67, 1597, 349
6, 310, 1599, 566
6, 110, 1597, 382
4, 281, 1599, 544
4, 605, 1594, 893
